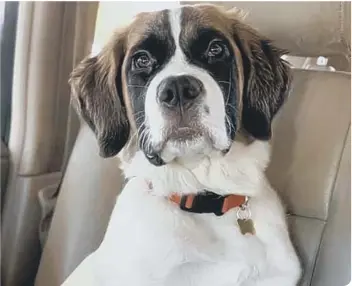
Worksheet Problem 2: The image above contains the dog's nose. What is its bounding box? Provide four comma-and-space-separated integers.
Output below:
157, 75, 204, 108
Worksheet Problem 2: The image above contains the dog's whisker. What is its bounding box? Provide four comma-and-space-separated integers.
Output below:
127, 84, 148, 88
218, 81, 231, 85
133, 111, 145, 116
134, 115, 145, 126
138, 123, 150, 152
141, 131, 148, 150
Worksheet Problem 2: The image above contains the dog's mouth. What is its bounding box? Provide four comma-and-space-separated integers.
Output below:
159, 121, 212, 149
166, 127, 203, 142
144, 125, 219, 166
141, 113, 230, 166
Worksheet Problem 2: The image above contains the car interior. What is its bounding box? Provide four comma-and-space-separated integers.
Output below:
1, 2, 351, 286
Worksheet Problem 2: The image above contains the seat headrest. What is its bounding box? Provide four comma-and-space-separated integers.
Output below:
185, 1, 351, 59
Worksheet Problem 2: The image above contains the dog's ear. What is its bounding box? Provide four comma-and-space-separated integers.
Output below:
69, 30, 130, 157
229, 12, 292, 140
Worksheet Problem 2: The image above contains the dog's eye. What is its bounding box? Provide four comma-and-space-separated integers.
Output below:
208, 43, 223, 57
133, 52, 154, 70
206, 40, 228, 63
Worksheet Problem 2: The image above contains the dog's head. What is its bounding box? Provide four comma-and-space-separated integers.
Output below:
70, 4, 291, 166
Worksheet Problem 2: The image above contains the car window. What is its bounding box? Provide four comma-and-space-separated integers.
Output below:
1, 2, 19, 145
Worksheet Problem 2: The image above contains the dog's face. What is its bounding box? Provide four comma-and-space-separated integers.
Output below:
70, 5, 291, 166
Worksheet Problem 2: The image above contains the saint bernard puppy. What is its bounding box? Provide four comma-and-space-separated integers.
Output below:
63, 4, 301, 286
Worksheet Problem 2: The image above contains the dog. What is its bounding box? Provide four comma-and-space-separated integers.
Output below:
62, 4, 301, 286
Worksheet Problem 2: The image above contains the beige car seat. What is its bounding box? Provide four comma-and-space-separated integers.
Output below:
35, 2, 351, 286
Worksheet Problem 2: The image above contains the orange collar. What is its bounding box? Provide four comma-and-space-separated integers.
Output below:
169, 191, 247, 216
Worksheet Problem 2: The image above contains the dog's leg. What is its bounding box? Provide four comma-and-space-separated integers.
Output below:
243, 242, 301, 286
248, 190, 302, 286
250, 238, 301, 286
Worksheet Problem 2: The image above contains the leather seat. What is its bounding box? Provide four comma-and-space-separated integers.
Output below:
35, 2, 351, 286
268, 70, 350, 286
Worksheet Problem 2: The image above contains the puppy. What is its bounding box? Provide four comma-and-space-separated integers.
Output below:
63, 4, 301, 286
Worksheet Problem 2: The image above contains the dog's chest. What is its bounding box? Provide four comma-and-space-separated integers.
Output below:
99, 183, 269, 285
115, 203, 266, 284
160, 212, 267, 285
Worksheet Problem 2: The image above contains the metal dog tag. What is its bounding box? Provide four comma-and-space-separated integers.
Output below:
237, 218, 256, 235
236, 197, 256, 235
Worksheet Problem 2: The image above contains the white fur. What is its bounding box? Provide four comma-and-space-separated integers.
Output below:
62, 139, 301, 286
62, 8, 301, 286
145, 9, 230, 164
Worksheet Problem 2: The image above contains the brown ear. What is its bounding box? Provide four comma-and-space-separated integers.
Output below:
231, 19, 292, 140
69, 31, 130, 157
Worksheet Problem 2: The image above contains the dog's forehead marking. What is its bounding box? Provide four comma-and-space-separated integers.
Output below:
168, 8, 182, 48
168, 8, 185, 63
143, 8, 185, 145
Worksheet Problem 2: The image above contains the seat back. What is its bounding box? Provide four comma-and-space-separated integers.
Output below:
34, 124, 124, 286
36, 3, 351, 286
267, 69, 351, 286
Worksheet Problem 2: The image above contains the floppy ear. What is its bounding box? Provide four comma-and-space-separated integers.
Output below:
69, 31, 130, 157
231, 18, 292, 140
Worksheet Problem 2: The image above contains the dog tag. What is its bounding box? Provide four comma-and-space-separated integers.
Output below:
237, 218, 256, 235
236, 198, 255, 235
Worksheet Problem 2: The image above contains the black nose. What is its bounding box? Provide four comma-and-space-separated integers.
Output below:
157, 75, 204, 108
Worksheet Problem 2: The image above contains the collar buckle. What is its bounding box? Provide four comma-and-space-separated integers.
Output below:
180, 191, 226, 216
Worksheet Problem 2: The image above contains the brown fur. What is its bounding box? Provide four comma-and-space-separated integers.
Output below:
69, 11, 165, 157
122, 11, 168, 132
69, 26, 130, 157
182, 4, 291, 139
69, 4, 291, 158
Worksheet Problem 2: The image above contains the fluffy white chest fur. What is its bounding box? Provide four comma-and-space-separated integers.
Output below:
62, 141, 301, 286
